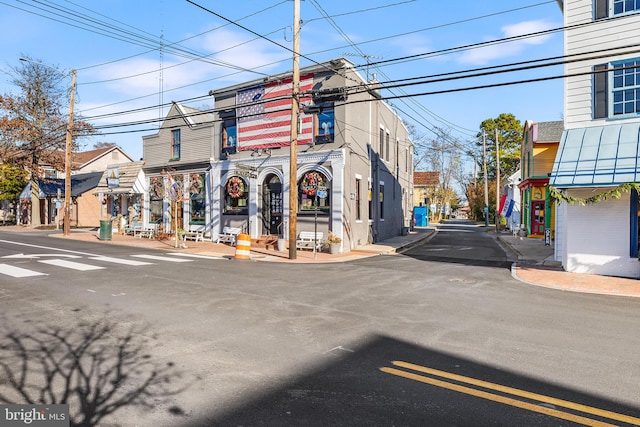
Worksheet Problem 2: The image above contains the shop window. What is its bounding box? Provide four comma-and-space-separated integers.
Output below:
224, 176, 248, 215
130, 194, 142, 220
189, 173, 206, 224
149, 176, 164, 223
299, 171, 330, 214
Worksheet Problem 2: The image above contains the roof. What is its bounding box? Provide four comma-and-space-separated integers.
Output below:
414, 171, 439, 186
94, 161, 145, 195
71, 147, 112, 167
550, 123, 640, 188
209, 58, 357, 97
71, 146, 134, 170
19, 171, 103, 199
536, 121, 564, 143
523, 120, 564, 144
173, 102, 216, 127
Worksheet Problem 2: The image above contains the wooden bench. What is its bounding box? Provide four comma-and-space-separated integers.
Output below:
296, 231, 324, 251
180, 230, 204, 242
135, 227, 156, 239
216, 226, 242, 246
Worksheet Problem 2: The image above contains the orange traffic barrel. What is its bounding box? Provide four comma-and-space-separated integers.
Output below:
234, 233, 251, 260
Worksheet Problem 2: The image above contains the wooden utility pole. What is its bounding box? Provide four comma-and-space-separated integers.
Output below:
63, 69, 76, 236
495, 128, 500, 229
482, 132, 489, 227
288, 0, 300, 260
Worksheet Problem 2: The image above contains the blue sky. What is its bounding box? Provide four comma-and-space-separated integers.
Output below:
0, 0, 564, 165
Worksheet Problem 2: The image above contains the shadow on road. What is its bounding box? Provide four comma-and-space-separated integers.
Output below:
0, 316, 191, 426
190, 335, 640, 426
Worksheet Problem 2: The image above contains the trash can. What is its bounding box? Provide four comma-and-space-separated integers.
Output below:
413, 206, 428, 227
99, 219, 112, 241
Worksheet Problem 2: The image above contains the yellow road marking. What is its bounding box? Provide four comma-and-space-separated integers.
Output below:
381, 367, 617, 427
391, 361, 640, 426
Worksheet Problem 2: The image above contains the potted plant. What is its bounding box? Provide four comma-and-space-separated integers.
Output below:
327, 231, 342, 254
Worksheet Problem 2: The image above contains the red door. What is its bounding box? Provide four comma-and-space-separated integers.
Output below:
531, 200, 545, 235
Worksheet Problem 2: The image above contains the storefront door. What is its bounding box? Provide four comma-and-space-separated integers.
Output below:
263, 179, 282, 235
531, 200, 545, 235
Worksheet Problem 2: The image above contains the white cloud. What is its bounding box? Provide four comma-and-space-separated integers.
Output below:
457, 19, 557, 65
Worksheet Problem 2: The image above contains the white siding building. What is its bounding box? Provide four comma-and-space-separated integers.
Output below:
551, 0, 640, 277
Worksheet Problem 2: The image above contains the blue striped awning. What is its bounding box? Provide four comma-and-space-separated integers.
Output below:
550, 123, 640, 188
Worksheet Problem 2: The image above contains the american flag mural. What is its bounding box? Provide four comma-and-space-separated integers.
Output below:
235, 74, 314, 150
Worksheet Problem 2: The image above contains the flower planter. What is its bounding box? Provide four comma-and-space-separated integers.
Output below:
329, 243, 341, 254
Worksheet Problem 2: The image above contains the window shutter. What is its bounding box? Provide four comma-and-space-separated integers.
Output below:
595, 0, 608, 19
593, 64, 608, 119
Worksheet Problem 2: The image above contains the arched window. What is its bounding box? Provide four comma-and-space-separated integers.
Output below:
224, 176, 248, 215
298, 171, 330, 215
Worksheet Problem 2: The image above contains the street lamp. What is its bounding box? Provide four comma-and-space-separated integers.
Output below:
20, 58, 76, 236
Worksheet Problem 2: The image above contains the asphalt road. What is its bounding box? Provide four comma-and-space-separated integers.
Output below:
1, 225, 639, 426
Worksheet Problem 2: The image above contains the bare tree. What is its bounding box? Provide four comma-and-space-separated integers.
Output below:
0, 55, 94, 226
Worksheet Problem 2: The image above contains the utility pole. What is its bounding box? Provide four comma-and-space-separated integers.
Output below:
482, 132, 489, 227
288, 0, 300, 260
63, 69, 76, 237
495, 128, 500, 230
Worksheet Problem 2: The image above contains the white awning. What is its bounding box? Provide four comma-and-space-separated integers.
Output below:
550, 123, 640, 188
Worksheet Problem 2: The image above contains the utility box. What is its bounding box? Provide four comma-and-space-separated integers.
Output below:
99, 219, 112, 241
413, 206, 428, 227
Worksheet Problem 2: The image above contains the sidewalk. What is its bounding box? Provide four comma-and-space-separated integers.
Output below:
495, 230, 640, 298
3, 224, 639, 297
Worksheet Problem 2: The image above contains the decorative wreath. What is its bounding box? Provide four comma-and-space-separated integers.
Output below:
226, 176, 245, 199
301, 172, 324, 196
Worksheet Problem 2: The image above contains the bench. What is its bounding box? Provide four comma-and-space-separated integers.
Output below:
296, 231, 324, 251
135, 227, 156, 239
216, 226, 242, 246
180, 230, 204, 242
124, 221, 144, 236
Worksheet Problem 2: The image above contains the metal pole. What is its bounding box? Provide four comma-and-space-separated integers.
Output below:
63, 69, 76, 236
288, 0, 300, 260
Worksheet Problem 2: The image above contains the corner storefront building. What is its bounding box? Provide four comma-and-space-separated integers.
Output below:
141, 58, 414, 253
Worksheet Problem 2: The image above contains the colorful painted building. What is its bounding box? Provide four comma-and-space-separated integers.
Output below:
519, 121, 563, 238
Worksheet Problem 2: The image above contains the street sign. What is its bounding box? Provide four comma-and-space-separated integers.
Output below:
235, 170, 257, 179
236, 164, 258, 172
544, 228, 551, 246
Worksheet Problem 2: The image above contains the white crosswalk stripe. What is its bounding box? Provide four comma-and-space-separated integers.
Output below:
166, 253, 225, 260
0, 253, 195, 279
39, 259, 105, 271
88, 256, 152, 266
0, 263, 47, 278
131, 254, 192, 262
